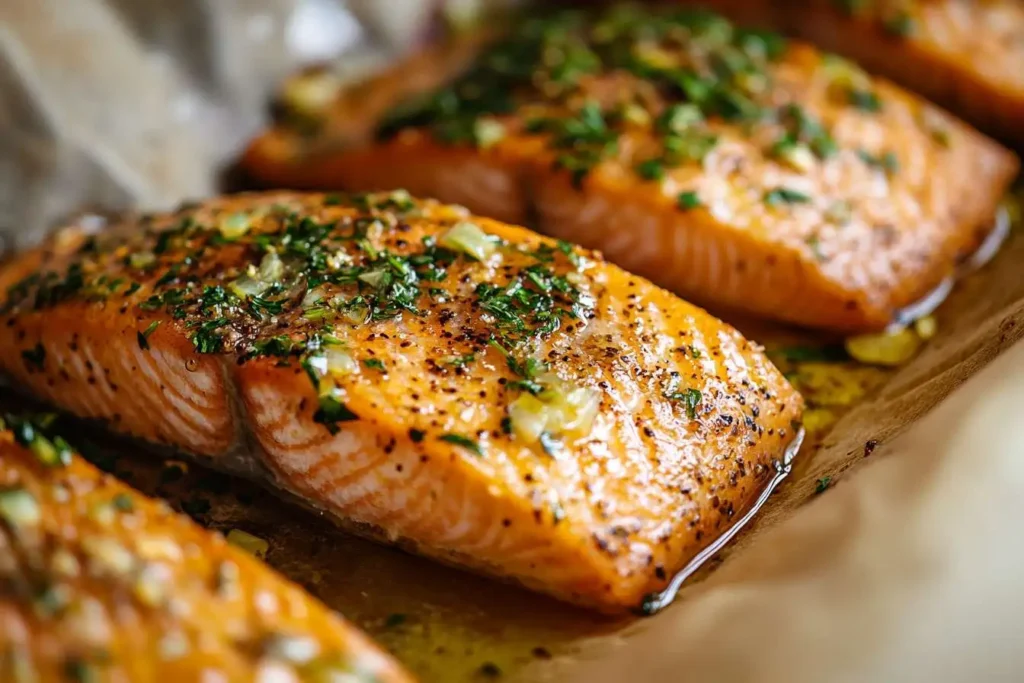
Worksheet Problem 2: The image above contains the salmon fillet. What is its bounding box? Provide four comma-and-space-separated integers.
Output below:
243, 5, 1019, 333
0, 191, 804, 612
668, 0, 1024, 149
0, 417, 410, 682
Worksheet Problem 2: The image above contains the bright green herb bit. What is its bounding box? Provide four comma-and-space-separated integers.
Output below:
635, 158, 666, 181
137, 320, 160, 351
665, 387, 703, 419
677, 191, 702, 210
764, 187, 812, 206
314, 396, 359, 435
440, 433, 484, 456
848, 88, 883, 112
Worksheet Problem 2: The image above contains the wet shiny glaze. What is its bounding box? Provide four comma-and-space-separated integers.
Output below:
243, 6, 1018, 333
0, 192, 803, 612
0, 426, 411, 682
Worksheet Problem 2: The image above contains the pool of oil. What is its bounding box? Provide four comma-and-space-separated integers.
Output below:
18, 203, 1022, 682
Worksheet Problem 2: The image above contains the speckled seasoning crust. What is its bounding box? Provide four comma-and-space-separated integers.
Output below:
243, 5, 1019, 332
0, 191, 803, 612
0, 417, 411, 683
669, 0, 1024, 149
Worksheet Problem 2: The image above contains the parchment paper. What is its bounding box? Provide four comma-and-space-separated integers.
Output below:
2, 3, 1023, 682
554, 287, 1024, 683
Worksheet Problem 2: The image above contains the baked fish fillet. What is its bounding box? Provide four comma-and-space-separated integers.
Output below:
0, 192, 803, 612
0, 417, 410, 682
669, 0, 1024, 149
243, 5, 1019, 333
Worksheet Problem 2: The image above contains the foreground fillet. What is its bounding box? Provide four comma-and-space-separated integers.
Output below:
244, 5, 1018, 332
0, 418, 410, 682
0, 192, 803, 611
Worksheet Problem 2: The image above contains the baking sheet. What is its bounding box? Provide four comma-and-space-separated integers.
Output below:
2, 2, 1024, 682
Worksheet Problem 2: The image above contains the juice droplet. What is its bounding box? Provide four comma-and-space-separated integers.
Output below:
185, 358, 199, 372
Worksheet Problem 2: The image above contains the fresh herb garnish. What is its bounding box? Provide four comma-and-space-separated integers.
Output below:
677, 191, 702, 210
314, 396, 359, 435
373, 7, 824, 187
665, 387, 703, 419
636, 158, 666, 181
439, 433, 483, 456
6, 414, 73, 467
137, 321, 160, 350
764, 188, 812, 206
1, 192, 601, 447
847, 88, 883, 112
857, 149, 899, 174
191, 318, 229, 353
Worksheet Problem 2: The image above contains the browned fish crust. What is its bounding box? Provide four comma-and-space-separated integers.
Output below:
0, 191, 803, 612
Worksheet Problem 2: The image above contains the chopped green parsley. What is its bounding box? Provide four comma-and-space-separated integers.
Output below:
137, 320, 160, 350
439, 433, 483, 456
664, 386, 703, 419
677, 191, 702, 211
764, 187, 812, 206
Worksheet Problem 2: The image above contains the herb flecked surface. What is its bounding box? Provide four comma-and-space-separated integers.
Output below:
376, 5, 896, 194
3, 192, 604, 442
0, 191, 806, 611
